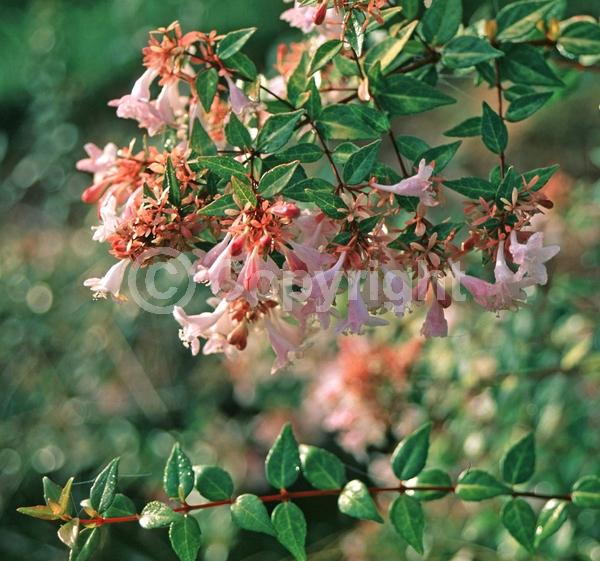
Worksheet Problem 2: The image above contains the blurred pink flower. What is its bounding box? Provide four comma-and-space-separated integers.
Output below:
371, 160, 436, 206
83, 259, 129, 300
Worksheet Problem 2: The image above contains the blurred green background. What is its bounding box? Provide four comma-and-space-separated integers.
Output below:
1, 1, 599, 560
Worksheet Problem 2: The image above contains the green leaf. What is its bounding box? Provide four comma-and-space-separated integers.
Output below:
232, 176, 257, 209
257, 110, 304, 154
164, 157, 181, 207
191, 120, 217, 156
421, 0, 462, 46
139, 501, 178, 529
481, 102, 508, 155
456, 469, 510, 501
287, 54, 309, 107
395, 136, 430, 161
389, 495, 425, 554
535, 499, 569, 546
346, 9, 366, 56
391, 422, 432, 480
572, 475, 600, 508
272, 502, 307, 561
195, 466, 234, 501
303, 78, 322, 120
305, 189, 348, 219
501, 498, 536, 553
259, 161, 300, 198
198, 194, 236, 216
444, 116, 482, 137
376, 75, 455, 116
416, 141, 461, 172
559, 21, 600, 55
90, 458, 119, 514
58, 518, 80, 549
225, 113, 252, 149
317, 104, 390, 140
309, 40, 343, 76
338, 480, 383, 523
43, 476, 63, 505
496, 165, 520, 200
164, 443, 194, 501
277, 143, 323, 163
196, 68, 219, 112
104, 493, 137, 517
231, 494, 276, 536
343, 140, 381, 184
500, 44, 563, 87
299, 445, 346, 490
442, 36, 503, 69
17, 505, 61, 521
501, 433, 536, 485
284, 177, 333, 202
410, 469, 453, 501
169, 516, 202, 561
217, 27, 256, 59
444, 177, 495, 199
364, 20, 418, 75
70, 528, 100, 561
496, 0, 557, 42
522, 164, 559, 191
222, 52, 257, 80
265, 423, 301, 489
505, 91, 552, 122
197, 156, 248, 180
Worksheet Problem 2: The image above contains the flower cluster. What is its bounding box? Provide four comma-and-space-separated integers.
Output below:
76, 0, 598, 373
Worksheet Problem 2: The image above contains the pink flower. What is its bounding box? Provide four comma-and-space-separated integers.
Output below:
509, 231, 559, 285
280, 3, 318, 33
76, 143, 117, 174
193, 233, 232, 286
420, 299, 448, 338
92, 196, 122, 242
83, 260, 129, 300
224, 76, 254, 117
371, 160, 436, 206
264, 311, 303, 374
336, 271, 388, 334
173, 300, 229, 355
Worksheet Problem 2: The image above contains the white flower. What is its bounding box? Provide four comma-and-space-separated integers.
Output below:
510, 231, 560, 286
84, 260, 129, 300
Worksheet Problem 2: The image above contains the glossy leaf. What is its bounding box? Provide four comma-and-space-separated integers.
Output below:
305, 189, 347, 219
259, 161, 300, 198
572, 475, 600, 508
500, 433, 536, 485
535, 499, 569, 546
317, 104, 390, 140
522, 164, 559, 191
442, 36, 503, 69
277, 143, 323, 163
416, 141, 461, 172
217, 27, 256, 59
197, 156, 248, 180
230, 494, 276, 536
164, 443, 194, 501
70, 528, 100, 561
444, 116, 482, 137
456, 469, 510, 501
225, 113, 252, 149
104, 493, 137, 518
195, 465, 234, 501
139, 501, 178, 529
299, 444, 346, 490
272, 502, 307, 561
164, 157, 181, 207
169, 516, 202, 561
501, 498, 536, 553
265, 423, 301, 489
505, 91, 552, 122
391, 422, 432, 480
196, 68, 219, 112
389, 495, 425, 554
338, 480, 383, 523
496, 0, 558, 42
198, 194, 236, 216
481, 102, 508, 154
376, 75, 455, 116
410, 469, 453, 501
232, 176, 257, 209
421, 0, 462, 46
500, 45, 563, 87
309, 40, 343, 76
191, 119, 217, 156
90, 458, 119, 514
257, 110, 304, 153
559, 21, 600, 55
343, 140, 381, 184
444, 177, 495, 199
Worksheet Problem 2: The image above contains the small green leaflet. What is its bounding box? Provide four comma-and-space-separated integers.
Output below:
505, 91, 552, 122
523, 164, 559, 191
284, 178, 333, 202
198, 194, 236, 216
90, 458, 119, 514
257, 110, 304, 154
195, 465, 234, 501
305, 190, 348, 219
444, 116, 482, 137
299, 445, 346, 490
230, 494, 276, 536
500, 44, 563, 87
196, 68, 219, 112
70, 528, 100, 561
198, 156, 248, 180
259, 161, 300, 198
444, 177, 495, 200
571, 475, 600, 508
104, 494, 137, 518
338, 480, 383, 523
535, 499, 569, 546
481, 102, 508, 155
559, 22, 600, 56
389, 495, 425, 554
164, 157, 181, 207
410, 469, 453, 501
232, 176, 257, 209
500, 433, 536, 485
221, 52, 257, 80
265, 423, 301, 489
345, 9, 366, 56
309, 40, 343, 76
395, 136, 430, 161
191, 120, 217, 156
420, 0, 462, 46
501, 498, 537, 553
164, 443, 194, 501
442, 36, 503, 69
272, 502, 307, 561
317, 104, 389, 140
391, 422, 431, 480
169, 516, 202, 561
216, 28, 256, 59
287, 54, 309, 107
416, 141, 461, 173
375, 75, 455, 116
277, 143, 322, 164
364, 20, 418, 75
455, 469, 510, 501
343, 140, 381, 184
225, 113, 252, 149
139, 501, 178, 529
496, 0, 557, 42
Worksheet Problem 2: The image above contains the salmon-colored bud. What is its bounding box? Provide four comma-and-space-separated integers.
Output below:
230, 235, 246, 256
314, 1, 328, 25
259, 234, 272, 250
270, 201, 300, 219
358, 77, 370, 102
285, 249, 308, 272
227, 321, 248, 350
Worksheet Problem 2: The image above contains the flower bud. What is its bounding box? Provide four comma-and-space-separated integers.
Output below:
314, 1, 328, 25
230, 234, 246, 256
